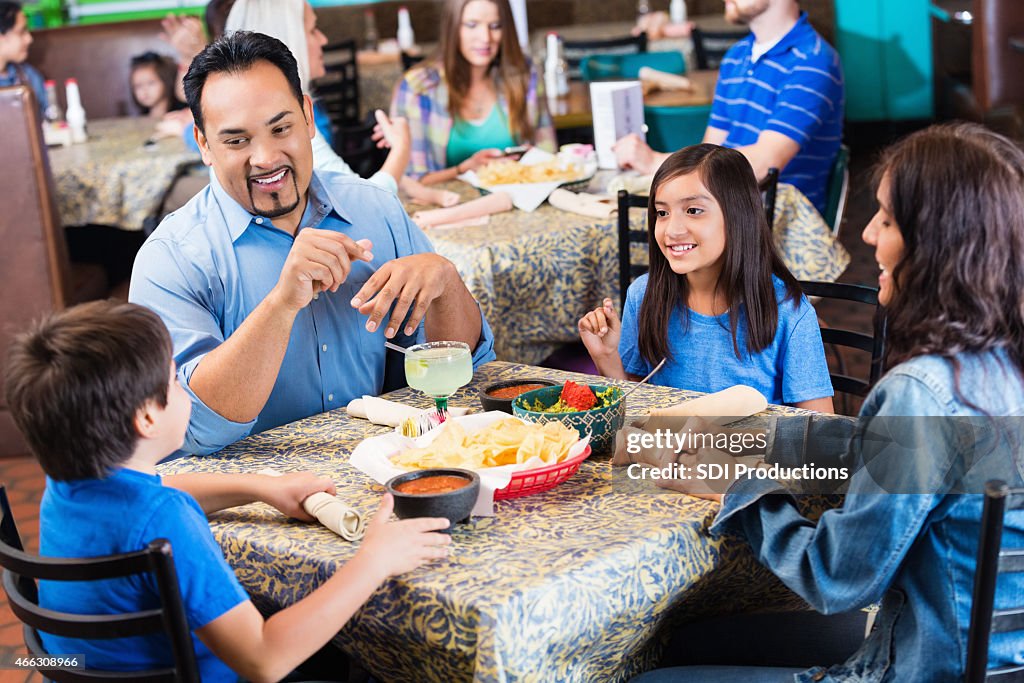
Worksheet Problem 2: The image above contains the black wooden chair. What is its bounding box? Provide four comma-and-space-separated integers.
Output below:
314, 39, 361, 130
762, 167, 780, 230
691, 26, 749, 70
617, 190, 650, 307
798, 281, 887, 415
966, 480, 1024, 683
0, 486, 201, 682
400, 51, 425, 73
563, 33, 647, 80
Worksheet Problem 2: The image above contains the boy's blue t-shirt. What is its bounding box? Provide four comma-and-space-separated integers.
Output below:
618, 274, 833, 405
38, 468, 248, 682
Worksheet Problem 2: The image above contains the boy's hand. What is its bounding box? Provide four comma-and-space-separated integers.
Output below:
259, 472, 336, 522
578, 298, 622, 360
359, 494, 451, 577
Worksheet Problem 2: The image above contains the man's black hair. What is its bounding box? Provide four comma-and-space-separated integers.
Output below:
183, 30, 304, 133
0, 2, 22, 34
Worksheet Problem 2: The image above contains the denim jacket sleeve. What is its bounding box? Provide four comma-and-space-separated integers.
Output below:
709, 369, 961, 614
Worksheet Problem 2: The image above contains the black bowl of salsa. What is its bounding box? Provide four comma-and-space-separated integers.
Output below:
479, 378, 557, 414
385, 468, 480, 532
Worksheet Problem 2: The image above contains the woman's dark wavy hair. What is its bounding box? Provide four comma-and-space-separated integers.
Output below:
4, 301, 174, 481
129, 51, 183, 114
183, 30, 303, 133
638, 144, 802, 366
876, 122, 1024, 379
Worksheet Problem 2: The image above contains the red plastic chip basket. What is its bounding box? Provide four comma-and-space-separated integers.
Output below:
493, 445, 592, 500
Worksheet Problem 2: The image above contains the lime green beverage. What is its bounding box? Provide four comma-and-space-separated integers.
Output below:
405, 342, 473, 415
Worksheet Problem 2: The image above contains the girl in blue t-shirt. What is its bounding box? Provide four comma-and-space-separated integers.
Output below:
578, 144, 834, 410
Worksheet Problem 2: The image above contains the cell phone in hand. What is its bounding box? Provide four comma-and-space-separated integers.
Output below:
503, 145, 529, 156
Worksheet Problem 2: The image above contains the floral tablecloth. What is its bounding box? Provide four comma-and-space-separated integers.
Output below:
160, 361, 814, 683
49, 117, 201, 232
406, 182, 849, 365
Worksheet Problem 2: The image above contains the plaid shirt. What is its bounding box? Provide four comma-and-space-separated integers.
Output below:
390, 63, 557, 178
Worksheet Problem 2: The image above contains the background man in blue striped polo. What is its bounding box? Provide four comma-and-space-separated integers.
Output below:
614, 0, 844, 215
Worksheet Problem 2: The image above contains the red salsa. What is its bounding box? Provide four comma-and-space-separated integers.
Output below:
395, 475, 471, 495
487, 383, 548, 400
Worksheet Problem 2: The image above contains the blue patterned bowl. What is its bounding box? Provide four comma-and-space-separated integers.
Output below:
512, 384, 625, 455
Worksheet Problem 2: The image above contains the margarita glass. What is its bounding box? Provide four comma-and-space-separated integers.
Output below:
404, 341, 473, 420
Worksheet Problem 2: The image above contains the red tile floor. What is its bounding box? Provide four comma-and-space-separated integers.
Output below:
0, 455, 44, 683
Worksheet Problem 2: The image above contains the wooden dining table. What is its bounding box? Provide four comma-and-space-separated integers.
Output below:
48, 117, 201, 232
158, 361, 817, 683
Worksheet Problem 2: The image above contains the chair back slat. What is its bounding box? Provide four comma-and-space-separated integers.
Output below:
691, 27, 749, 70
0, 486, 201, 681
762, 167, 779, 230
618, 190, 651, 307
4, 570, 165, 639
563, 33, 647, 79
984, 664, 1024, 681
820, 328, 876, 355
992, 608, 1024, 634
1000, 550, 1024, 574
966, 481, 1024, 683
798, 280, 887, 410
313, 39, 360, 129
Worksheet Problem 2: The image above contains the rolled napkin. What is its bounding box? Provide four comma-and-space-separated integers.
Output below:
649, 385, 768, 419
412, 191, 513, 229
548, 188, 617, 219
606, 172, 654, 196
257, 469, 366, 542
638, 66, 693, 92
346, 395, 470, 427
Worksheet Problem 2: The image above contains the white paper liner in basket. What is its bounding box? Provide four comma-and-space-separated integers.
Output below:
458, 148, 598, 212
349, 411, 590, 517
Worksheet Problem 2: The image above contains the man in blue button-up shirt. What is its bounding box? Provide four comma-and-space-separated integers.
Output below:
129, 31, 495, 455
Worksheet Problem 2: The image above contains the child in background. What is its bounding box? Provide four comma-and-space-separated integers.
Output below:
0, 2, 47, 115
578, 144, 833, 411
4, 300, 451, 682
129, 51, 186, 118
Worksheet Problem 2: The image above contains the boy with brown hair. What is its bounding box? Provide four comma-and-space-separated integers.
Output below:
4, 300, 450, 682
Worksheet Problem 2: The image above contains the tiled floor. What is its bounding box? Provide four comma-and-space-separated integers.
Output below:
0, 455, 44, 683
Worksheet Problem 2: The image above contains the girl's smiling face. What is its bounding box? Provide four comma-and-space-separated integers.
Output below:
653, 171, 728, 282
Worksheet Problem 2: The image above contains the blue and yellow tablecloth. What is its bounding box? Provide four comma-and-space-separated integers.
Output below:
49, 117, 200, 232
160, 362, 813, 683
407, 183, 849, 365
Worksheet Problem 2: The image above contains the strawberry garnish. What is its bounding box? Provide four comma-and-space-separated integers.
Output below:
559, 381, 597, 411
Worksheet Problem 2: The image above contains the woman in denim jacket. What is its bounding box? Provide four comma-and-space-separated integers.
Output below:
635, 123, 1024, 682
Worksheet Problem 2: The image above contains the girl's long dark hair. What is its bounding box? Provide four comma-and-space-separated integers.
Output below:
877, 123, 1024, 378
638, 144, 801, 366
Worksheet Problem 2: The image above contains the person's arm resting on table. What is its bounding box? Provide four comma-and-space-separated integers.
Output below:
163, 471, 335, 520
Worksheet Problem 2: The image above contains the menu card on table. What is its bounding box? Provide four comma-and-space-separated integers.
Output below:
590, 81, 646, 169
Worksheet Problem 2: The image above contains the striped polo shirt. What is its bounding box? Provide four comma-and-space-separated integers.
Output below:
708, 12, 844, 214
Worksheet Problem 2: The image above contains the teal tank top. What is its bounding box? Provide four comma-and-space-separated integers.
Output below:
446, 105, 517, 168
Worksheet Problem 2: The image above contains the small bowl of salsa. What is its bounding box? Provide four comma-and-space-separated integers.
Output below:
479, 378, 557, 414
385, 468, 480, 532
